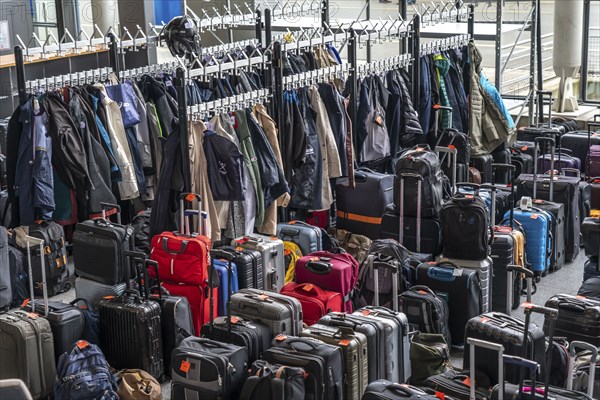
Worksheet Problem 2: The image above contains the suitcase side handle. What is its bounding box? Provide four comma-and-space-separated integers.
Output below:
286, 338, 321, 352
279, 228, 300, 238
161, 237, 189, 254
560, 168, 580, 178
409, 285, 437, 297
555, 299, 587, 314
305, 260, 332, 274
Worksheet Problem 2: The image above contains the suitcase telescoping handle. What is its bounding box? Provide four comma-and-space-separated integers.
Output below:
123, 250, 151, 300
24, 235, 48, 317
566, 341, 598, 396
398, 172, 423, 252
505, 265, 533, 315
501, 355, 540, 399
435, 146, 458, 193
589, 121, 600, 177
179, 193, 202, 237
533, 137, 555, 201
99, 202, 121, 225
467, 338, 505, 400
536, 90, 553, 128
368, 254, 399, 311
432, 104, 453, 136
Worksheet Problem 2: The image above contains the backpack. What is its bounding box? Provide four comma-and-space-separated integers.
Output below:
70, 298, 101, 345
8, 244, 28, 308
131, 209, 152, 256
283, 241, 303, 284
352, 239, 412, 310
333, 228, 371, 264
54, 341, 119, 400
394, 145, 445, 218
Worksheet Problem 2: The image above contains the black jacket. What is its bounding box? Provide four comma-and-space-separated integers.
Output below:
203, 130, 245, 201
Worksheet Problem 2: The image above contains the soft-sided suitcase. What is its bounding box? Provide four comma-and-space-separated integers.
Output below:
463, 312, 546, 385
240, 360, 306, 400
73, 204, 133, 286
561, 130, 600, 170
380, 205, 442, 256
218, 245, 263, 290
232, 235, 285, 292
470, 153, 493, 183
362, 380, 440, 400
319, 312, 387, 382
336, 168, 394, 239
7, 244, 28, 309
0, 226, 11, 310
545, 294, 600, 346
491, 146, 512, 184
74, 276, 130, 306
98, 252, 164, 380
150, 194, 211, 286
399, 285, 451, 347
301, 324, 369, 399
276, 220, 322, 255
538, 152, 582, 173
355, 306, 412, 384
415, 261, 482, 346
171, 337, 248, 400
582, 217, 599, 258
230, 288, 303, 336
588, 145, 600, 180
295, 250, 359, 312
263, 335, 344, 400
579, 275, 600, 298
511, 145, 534, 176
160, 280, 216, 337
280, 282, 343, 326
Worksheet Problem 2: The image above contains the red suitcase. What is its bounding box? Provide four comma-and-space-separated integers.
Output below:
280, 282, 343, 325
149, 193, 211, 285
295, 251, 359, 312
160, 281, 217, 335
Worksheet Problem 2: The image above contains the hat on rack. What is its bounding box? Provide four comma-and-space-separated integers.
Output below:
163, 15, 201, 58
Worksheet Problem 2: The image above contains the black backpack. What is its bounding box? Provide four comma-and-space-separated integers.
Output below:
352, 239, 412, 310
8, 245, 28, 308
131, 209, 152, 256
394, 145, 445, 218
399, 285, 451, 346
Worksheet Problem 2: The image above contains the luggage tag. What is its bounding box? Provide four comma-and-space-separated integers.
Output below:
452, 268, 463, 276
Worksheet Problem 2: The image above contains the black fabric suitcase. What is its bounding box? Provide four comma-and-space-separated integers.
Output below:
399, 285, 451, 346
470, 154, 493, 183
241, 360, 306, 400
0, 226, 11, 310
218, 245, 263, 290
561, 130, 600, 170
491, 147, 512, 183
98, 287, 164, 379
335, 168, 394, 239
263, 335, 344, 400
171, 337, 248, 400
380, 204, 442, 256
0, 310, 56, 400
201, 316, 271, 365
545, 294, 600, 346
463, 312, 546, 386
511, 146, 534, 176
319, 312, 387, 382
582, 217, 599, 258
415, 261, 482, 346
73, 204, 135, 285
301, 324, 369, 399
362, 380, 441, 400
230, 289, 303, 336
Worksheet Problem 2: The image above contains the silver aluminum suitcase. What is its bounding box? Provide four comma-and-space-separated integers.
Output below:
230, 289, 303, 336
276, 221, 322, 256
232, 235, 285, 292
74, 276, 131, 306
437, 255, 492, 313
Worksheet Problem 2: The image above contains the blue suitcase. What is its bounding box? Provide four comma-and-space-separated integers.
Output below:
276, 221, 322, 255
504, 200, 553, 275
213, 259, 239, 316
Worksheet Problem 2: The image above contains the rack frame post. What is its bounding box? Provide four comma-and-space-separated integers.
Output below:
175, 67, 192, 194
14, 46, 27, 106
410, 14, 421, 108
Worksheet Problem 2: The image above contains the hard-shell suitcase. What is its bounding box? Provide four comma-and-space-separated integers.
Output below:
399, 285, 451, 346
213, 259, 239, 316
545, 294, 600, 346
319, 312, 387, 382
531, 198, 566, 271
362, 380, 440, 400
436, 256, 492, 313
150, 194, 211, 286
335, 168, 394, 239
171, 337, 248, 400
218, 245, 263, 290
463, 312, 546, 385
98, 252, 164, 380
74, 276, 130, 306
561, 130, 600, 170
470, 153, 493, 183
0, 235, 55, 400
582, 217, 599, 258
73, 204, 133, 286
230, 288, 303, 336
232, 235, 285, 292
263, 335, 344, 400
301, 324, 369, 399
354, 306, 412, 383
280, 282, 343, 326
589, 144, 600, 177
276, 220, 322, 255
295, 250, 359, 312
511, 146, 534, 176
415, 261, 482, 346
491, 146, 512, 184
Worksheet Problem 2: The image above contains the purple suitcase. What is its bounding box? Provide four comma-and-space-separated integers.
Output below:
587, 145, 600, 178
537, 153, 581, 174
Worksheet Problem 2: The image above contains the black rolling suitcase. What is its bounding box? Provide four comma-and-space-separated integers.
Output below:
218, 245, 263, 289
263, 335, 344, 400
171, 336, 248, 400
545, 294, 600, 346
491, 146, 512, 184
73, 203, 135, 285
362, 380, 441, 400
98, 252, 164, 380
201, 249, 272, 365
240, 360, 306, 400
511, 145, 534, 176
319, 312, 387, 382
470, 153, 493, 183
415, 261, 482, 347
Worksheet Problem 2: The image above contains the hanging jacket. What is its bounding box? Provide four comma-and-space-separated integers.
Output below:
318, 83, 348, 177
43, 92, 92, 191
386, 69, 424, 153
283, 90, 307, 181
16, 97, 54, 225
433, 53, 452, 129
468, 42, 515, 155
418, 55, 433, 137
203, 129, 245, 201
